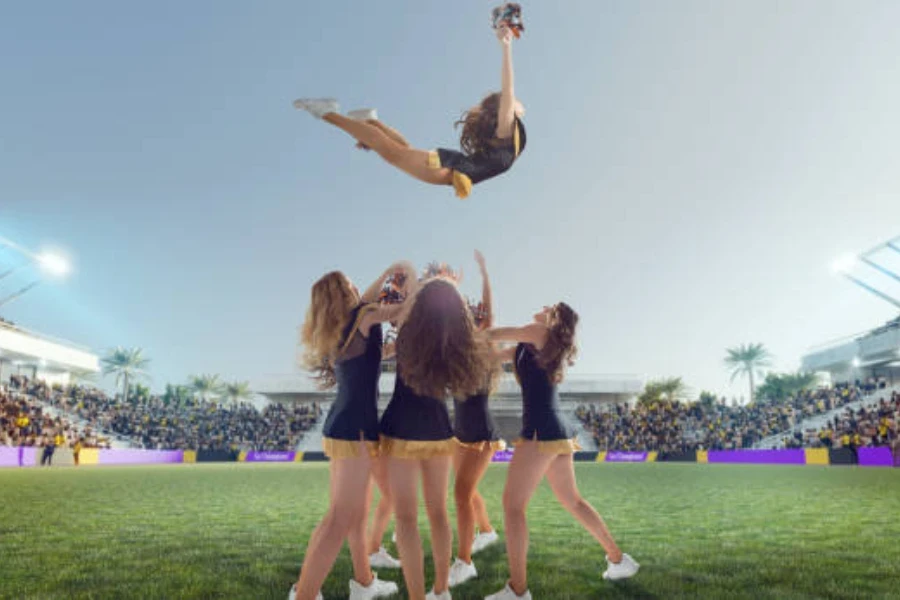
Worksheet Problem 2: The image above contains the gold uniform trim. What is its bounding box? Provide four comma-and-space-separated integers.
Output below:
380, 435, 456, 459
514, 435, 582, 455
427, 150, 472, 200
455, 439, 507, 452
322, 436, 380, 460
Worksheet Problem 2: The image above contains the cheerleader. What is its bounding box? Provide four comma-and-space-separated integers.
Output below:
484, 304, 639, 600
447, 251, 502, 589
290, 262, 417, 600
379, 277, 495, 600
293, 24, 525, 200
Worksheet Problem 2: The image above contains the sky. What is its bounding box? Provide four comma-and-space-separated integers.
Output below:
1, 1, 899, 400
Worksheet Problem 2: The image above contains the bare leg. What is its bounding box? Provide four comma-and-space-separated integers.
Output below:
421, 455, 453, 594
389, 457, 425, 600
322, 113, 453, 185
347, 474, 376, 586
544, 453, 623, 561
358, 120, 411, 150
294, 445, 373, 600
453, 445, 494, 562
502, 441, 556, 597
368, 455, 394, 554
472, 491, 494, 533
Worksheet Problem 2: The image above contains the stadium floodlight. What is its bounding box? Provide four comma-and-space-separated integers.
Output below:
36, 252, 70, 278
852, 357, 861, 368
832, 255, 858, 274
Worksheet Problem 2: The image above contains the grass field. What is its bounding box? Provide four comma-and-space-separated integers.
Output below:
2, 463, 899, 600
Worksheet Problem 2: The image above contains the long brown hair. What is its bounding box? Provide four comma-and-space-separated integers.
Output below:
396, 278, 494, 399
299, 271, 359, 389
536, 302, 579, 384
456, 93, 501, 156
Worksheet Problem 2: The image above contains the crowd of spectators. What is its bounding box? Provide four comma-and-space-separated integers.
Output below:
1, 381, 101, 449
6, 375, 320, 452
805, 390, 899, 450
576, 382, 885, 453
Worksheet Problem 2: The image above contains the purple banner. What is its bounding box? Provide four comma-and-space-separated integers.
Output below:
857, 447, 894, 468
491, 449, 514, 463
0, 447, 38, 468
708, 449, 806, 465
896, 449, 900, 468
605, 451, 648, 463
98, 449, 184, 465
244, 451, 295, 462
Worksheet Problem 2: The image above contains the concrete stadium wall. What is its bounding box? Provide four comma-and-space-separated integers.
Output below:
2, 446, 898, 468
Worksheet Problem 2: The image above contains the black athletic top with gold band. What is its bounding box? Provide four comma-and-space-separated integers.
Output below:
321, 304, 382, 458
380, 370, 455, 458
429, 117, 526, 199
453, 393, 502, 449
515, 343, 576, 444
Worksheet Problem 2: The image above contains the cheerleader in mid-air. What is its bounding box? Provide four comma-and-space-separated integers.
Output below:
447, 250, 503, 589
294, 23, 525, 200
484, 303, 639, 600
290, 262, 417, 600
379, 276, 496, 600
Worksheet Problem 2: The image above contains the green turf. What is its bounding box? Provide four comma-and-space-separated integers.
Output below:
1, 463, 899, 599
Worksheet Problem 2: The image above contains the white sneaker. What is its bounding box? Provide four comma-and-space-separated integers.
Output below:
349, 573, 399, 599
293, 98, 340, 119
287, 585, 323, 600
347, 108, 378, 121
471, 530, 500, 554
369, 546, 401, 569
448, 558, 477, 587
425, 589, 451, 600
485, 582, 531, 600
603, 553, 639, 581
391, 531, 397, 544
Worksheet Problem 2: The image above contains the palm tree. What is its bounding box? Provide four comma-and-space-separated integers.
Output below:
724, 343, 773, 405
101, 347, 150, 404
638, 377, 688, 406
189, 374, 223, 403
222, 381, 252, 408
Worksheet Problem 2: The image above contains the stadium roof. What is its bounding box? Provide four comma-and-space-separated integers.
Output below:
0, 319, 99, 374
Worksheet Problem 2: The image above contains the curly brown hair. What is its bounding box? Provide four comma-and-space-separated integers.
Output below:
456, 93, 502, 156
536, 302, 579, 384
299, 271, 359, 389
396, 278, 495, 399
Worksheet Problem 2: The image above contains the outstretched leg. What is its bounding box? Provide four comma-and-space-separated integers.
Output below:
544, 453, 623, 561
453, 444, 494, 563
502, 441, 556, 597
357, 120, 411, 150
322, 113, 453, 185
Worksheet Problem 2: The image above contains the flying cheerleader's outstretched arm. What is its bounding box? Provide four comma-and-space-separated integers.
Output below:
495, 24, 517, 140
361, 260, 416, 304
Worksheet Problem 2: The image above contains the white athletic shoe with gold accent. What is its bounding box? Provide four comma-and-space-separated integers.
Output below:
293, 98, 339, 119
347, 108, 378, 121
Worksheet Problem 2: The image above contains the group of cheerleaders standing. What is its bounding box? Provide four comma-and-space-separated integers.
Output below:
291, 21, 638, 600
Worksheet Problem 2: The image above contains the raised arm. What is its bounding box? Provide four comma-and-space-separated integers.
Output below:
495, 25, 516, 139
360, 260, 416, 304
492, 345, 517, 365
486, 323, 545, 347
474, 249, 494, 330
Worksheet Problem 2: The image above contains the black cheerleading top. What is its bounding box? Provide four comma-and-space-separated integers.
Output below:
380, 370, 454, 442
453, 393, 500, 444
514, 342, 575, 442
321, 304, 383, 443
431, 117, 526, 199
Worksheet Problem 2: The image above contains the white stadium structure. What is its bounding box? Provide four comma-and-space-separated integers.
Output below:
0, 318, 99, 386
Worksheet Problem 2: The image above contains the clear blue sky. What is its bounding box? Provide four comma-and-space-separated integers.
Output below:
2, 1, 899, 399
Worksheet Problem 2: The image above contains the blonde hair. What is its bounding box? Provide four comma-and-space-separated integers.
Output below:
299, 271, 359, 389
396, 278, 495, 399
